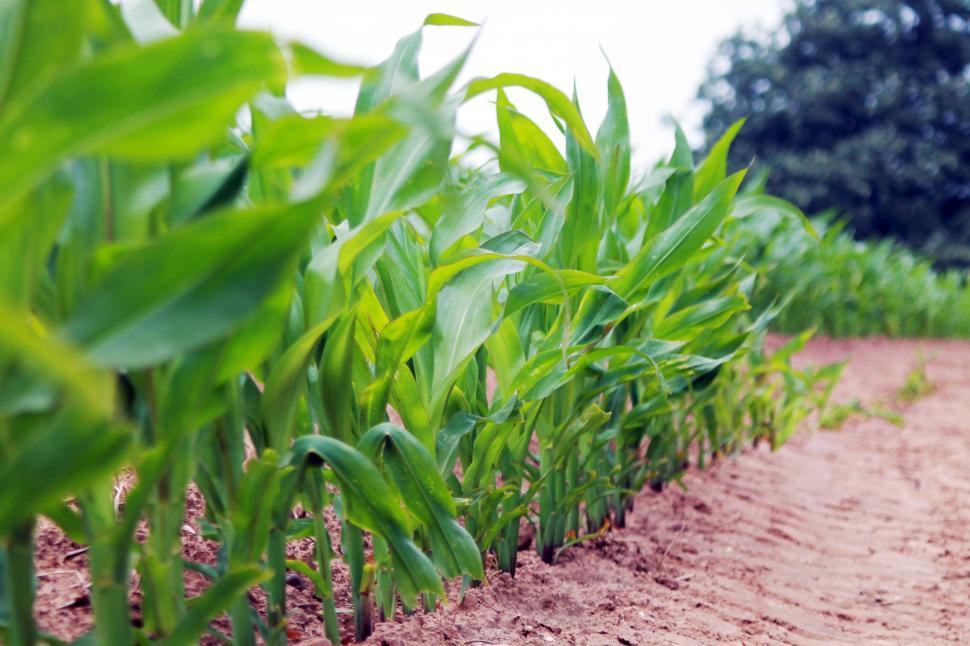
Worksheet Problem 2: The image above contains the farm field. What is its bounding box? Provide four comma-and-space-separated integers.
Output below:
29, 336, 970, 644
4, 4, 970, 645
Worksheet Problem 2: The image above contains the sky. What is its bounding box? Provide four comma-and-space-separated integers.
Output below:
238, 0, 786, 166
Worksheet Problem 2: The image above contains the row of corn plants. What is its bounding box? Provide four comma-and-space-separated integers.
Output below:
0, 3, 840, 644
729, 183, 970, 337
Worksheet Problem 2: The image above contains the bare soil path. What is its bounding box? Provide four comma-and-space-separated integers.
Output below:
368, 337, 970, 645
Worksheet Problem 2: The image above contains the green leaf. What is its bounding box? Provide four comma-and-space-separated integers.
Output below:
0, 301, 113, 418
196, 0, 245, 25
596, 65, 631, 219
733, 194, 819, 240
645, 124, 694, 240
216, 282, 291, 380
288, 435, 445, 605
569, 285, 629, 345
227, 451, 284, 564
0, 301, 127, 536
360, 97, 456, 222
158, 566, 268, 646
169, 155, 248, 223
613, 170, 746, 298
353, 29, 420, 115
655, 294, 750, 340
0, 29, 286, 214
434, 411, 477, 476
63, 200, 320, 368
464, 73, 599, 159
0, 176, 73, 306
548, 404, 610, 466
359, 424, 484, 580
496, 89, 568, 174
768, 327, 816, 365
359, 305, 434, 443
483, 319, 524, 398
318, 311, 358, 443
349, 25, 466, 224
252, 111, 408, 195
430, 232, 539, 413
429, 173, 525, 264
694, 118, 744, 201
304, 209, 406, 328
150, 0, 187, 27
423, 13, 479, 27
261, 319, 329, 452
362, 234, 550, 440
557, 86, 602, 271
263, 210, 405, 448
120, 0, 179, 44
513, 345, 655, 402
287, 42, 368, 78
0, 412, 130, 538
435, 399, 517, 477
505, 269, 604, 315
251, 112, 337, 170
0, 0, 85, 109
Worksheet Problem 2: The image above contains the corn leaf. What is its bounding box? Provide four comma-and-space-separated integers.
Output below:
289, 435, 445, 604
0, 29, 286, 213
430, 232, 540, 413
465, 73, 598, 158
613, 170, 746, 298
596, 66, 631, 218
63, 200, 320, 368
358, 424, 484, 580
693, 118, 744, 201
0, 0, 85, 109
158, 566, 268, 646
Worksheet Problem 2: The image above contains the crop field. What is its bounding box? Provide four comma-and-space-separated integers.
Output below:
1, 3, 968, 645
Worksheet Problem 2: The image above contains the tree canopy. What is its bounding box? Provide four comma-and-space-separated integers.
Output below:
699, 0, 970, 265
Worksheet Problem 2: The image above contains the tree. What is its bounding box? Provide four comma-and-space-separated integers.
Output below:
699, 0, 970, 265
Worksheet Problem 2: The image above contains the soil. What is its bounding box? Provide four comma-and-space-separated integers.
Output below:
31, 337, 970, 644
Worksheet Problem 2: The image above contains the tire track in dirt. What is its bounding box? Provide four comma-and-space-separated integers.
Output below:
368, 338, 970, 645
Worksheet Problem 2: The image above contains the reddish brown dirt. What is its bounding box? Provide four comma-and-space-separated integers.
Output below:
365, 337, 970, 645
31, 337, 970, 644
32, 493, 355, 644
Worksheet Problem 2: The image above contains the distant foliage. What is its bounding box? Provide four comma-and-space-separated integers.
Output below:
699, 0, 970, 266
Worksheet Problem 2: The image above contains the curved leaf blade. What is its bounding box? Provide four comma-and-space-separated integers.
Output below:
359, 424, 484, 580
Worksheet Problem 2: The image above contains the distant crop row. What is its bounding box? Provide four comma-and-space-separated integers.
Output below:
2, 4, 846, 645
734, 202, 970, 338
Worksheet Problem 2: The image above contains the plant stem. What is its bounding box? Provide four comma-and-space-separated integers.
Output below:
3, 521, 36, 646
264, 527, 287, 645
312, 513, 341, 645
342, 521, 371, 641
79, 489, 133, 646
229, 593, 256, 646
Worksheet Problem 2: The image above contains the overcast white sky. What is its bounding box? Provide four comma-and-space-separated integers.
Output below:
239, 1, 785, 166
